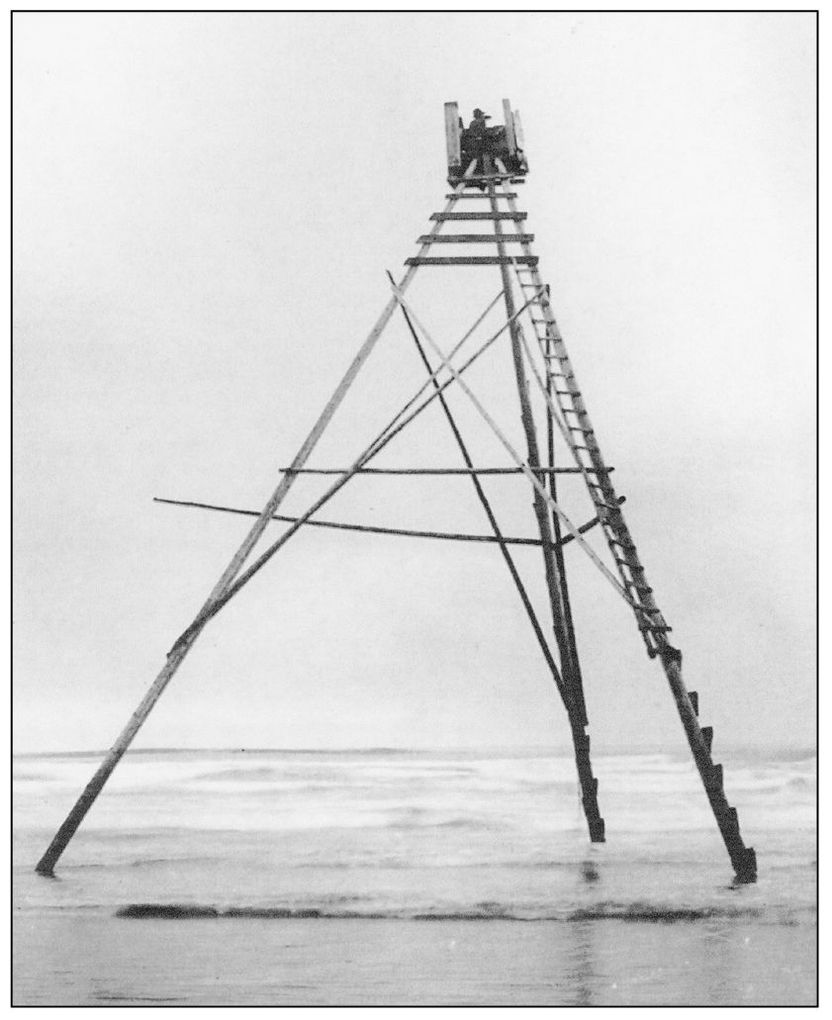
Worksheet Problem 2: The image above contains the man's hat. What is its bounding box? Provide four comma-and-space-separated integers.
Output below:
473, 108, 491, 119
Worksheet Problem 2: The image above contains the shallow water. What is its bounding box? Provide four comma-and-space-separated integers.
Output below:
13, 748, 816, 1005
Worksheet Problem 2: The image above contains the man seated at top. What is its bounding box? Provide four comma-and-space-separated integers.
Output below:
468, 107, 490, 136
465, 108, 491, 175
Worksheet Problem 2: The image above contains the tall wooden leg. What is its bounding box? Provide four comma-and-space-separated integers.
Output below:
487, 185, 605, 843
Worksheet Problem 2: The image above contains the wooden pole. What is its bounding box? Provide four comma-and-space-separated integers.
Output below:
508, 261, 590, 725
543, 290, 589, 730
487, 183, 605, 843
153, 496, 622, 548
487, 189, 578, 697
34, 172, 479, 876
275, 466, 609, 476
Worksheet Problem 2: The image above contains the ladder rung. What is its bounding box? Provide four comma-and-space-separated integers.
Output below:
555, 390, 579, 396
430, 212, 527, 221
459, 172, 517, 181
405, 256, 538, 266
445, 192, 518, 199
638, 622, 672, 633
544, 354, 569, 362
417, 234, 535, 244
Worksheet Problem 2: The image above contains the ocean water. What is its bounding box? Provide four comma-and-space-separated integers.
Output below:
13, 748, 816, 1005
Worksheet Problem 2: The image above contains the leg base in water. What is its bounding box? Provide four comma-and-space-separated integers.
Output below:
588, 817, 606, 843
732, 846, 757, 884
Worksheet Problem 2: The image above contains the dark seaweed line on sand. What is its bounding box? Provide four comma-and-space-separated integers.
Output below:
116, 903, 765, 924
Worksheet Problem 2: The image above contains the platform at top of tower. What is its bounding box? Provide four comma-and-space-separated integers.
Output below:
445, 99, 529, 188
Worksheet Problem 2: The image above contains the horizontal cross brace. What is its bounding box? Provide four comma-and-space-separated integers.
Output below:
156, 499, 619, 554
445, 193, 517, 200
430, 212, 527, 221
417, 234, 534, 244
406, 256, 538, 266
463, 173, 518, 182
277, 466, 614, 476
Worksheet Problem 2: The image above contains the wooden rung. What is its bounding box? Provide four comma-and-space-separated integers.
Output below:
405, 256, 539, 266
430, 212, 527, 221
461, 172, 517, 181
638, 623, 673, 633
445, 192, 518, 199
417, 234, 535, 244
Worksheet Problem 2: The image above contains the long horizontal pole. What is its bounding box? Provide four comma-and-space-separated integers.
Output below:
277, 466, 613, 476
153, 496, 624, 549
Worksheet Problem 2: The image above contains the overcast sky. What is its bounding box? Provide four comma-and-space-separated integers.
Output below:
13, 12, 815, 755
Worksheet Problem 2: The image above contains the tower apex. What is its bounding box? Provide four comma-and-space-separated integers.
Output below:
444, 99, 528, 186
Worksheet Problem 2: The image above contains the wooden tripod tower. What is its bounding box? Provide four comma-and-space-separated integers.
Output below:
35, 99, 757, 883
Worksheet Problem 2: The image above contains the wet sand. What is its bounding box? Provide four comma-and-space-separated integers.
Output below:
14, 910, 816, 1006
